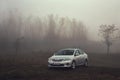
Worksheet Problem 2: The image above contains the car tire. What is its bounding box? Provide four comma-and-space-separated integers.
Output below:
71, 61, 76, 69
84, 59, 88, 67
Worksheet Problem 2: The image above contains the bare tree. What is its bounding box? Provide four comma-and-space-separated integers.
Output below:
15, 37, 24, 54
99, 24, 119, 54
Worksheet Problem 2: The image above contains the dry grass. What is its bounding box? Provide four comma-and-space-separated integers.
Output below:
0, 52, 120, 80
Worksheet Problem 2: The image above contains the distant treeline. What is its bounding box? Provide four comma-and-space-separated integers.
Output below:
0, 10, 119, 54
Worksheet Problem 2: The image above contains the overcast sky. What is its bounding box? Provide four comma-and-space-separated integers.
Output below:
0, 0, 120, 40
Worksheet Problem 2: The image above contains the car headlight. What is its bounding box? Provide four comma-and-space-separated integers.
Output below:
48, 58, 52, 61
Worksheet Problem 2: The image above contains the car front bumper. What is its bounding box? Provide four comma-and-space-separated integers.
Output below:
48, 61, 72, 68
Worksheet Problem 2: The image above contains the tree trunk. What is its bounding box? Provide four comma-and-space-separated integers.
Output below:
107, 45, 110, 54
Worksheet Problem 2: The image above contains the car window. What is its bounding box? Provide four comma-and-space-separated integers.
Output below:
55, 50, 74, 55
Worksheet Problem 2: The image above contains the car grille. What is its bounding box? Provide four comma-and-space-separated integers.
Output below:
52, 59, 63, 62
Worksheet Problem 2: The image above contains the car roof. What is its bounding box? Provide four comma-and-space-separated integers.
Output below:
61, 48, 80, 51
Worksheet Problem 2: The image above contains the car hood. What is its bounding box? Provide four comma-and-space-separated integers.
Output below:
50, 55, 74, 59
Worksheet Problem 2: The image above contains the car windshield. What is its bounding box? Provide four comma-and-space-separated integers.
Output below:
55, 50, 74, 55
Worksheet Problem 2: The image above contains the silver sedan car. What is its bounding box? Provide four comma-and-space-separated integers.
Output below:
48, 48, 88, 69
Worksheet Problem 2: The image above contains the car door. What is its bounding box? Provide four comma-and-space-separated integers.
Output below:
78, 50, 85, 65
74, 50, 80, 65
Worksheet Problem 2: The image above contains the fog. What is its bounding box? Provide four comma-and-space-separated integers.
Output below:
1, 0, 120, 40
0, 0, 120, 54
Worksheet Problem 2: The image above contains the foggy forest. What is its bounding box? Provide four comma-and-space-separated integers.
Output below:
0, 10, 120, 54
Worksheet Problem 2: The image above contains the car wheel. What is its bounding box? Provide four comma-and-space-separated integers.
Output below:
84, 60, 88, 67
71, 61, 76, 69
